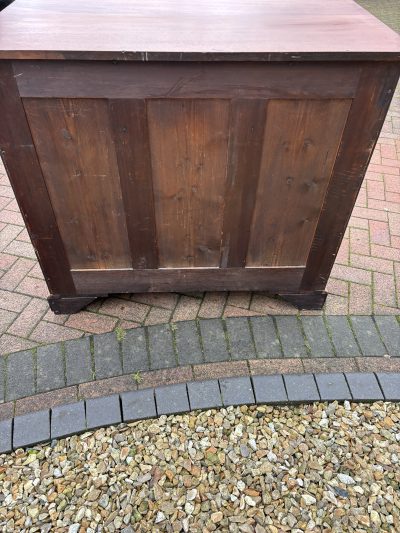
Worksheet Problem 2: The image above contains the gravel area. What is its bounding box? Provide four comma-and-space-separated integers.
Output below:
0, 402, 399, 532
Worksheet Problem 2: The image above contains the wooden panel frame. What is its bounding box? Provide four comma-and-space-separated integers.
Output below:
72, 267, 305, 294
1, 58, 399, 314
0, 60, 75, 294
301, 62, 400, 292
13, 61, 361, 99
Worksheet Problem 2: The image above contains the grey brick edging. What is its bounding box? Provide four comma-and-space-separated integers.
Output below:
1, 315, 399, 404
1, 371, 399, 454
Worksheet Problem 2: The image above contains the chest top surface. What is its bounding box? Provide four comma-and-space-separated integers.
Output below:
0, 0, 399, 61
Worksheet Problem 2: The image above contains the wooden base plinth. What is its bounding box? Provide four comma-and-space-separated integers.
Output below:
48, 294, 107, 314
49, 290, 327, 315
278, 291, 327, 310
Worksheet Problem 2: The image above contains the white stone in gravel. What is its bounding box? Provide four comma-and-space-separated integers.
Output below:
302, 494, 317, 506
68, 525, 80, 533
155, 512, 165, 524
186, 489, 197, 501
237, 480, 245, 491
267, 451, 277, 462
75, 507, 86, 521
337, 473, 355, 485
245, 495, 256, 507
248, 438, 257, 451
184, 502, 194, 515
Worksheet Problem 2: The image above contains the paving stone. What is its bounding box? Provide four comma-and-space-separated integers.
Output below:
86, 394, 122, 430
65, 337, 93, 386
0, 418, 12, 453
51, 401, 86, 439
13, 409, 50, 448
0, 356, 5, 402
121, 388, 157, 421
219, 376, 255, 406
175, 321, 203, 365
6, 349, 35, 401
275, 317, 308, 357
148, 324, 176, 370
93, 332, 122, 379
301, 317, 334, 357
122, 327, 149, 373
225, 317, 256, 360
345, 372, 384, 401
155, 383, 190, 415
252, 374, 287, 404
350, 316, 387, 356
376, 373, 400, 401
199, 319, 230, 363
325, 316, 361, 357
187, 380, 222, 410
315, 373, 352, 401
250, 316, 282, 358
374, 316, 400, 355
36, 343, 65, 393
284, 374, 320, 403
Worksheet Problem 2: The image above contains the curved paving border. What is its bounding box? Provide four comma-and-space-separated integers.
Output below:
0, 316, 399, 407
1, 371, 399, 453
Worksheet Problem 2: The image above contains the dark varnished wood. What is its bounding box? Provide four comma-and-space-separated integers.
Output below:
220, 99, 267, 268
48, 294, 101, 314
72, 267, 305, 294
301, 63, 400, 291
23, 97, 131, 270
13, 61, 361, 100
148, 99, 230, 268
0, 0, 399, 61
278, 291, 327, 310
0, 62, 75, 294
109, 99, 158, 269
0, 2, 399, 313
247, 99, 352, 267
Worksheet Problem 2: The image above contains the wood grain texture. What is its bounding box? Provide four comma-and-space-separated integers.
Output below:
14, 61, 360, 100
23, 98, 131, 270
0, 0, 399, 61
301, 62, 400, 291
220, 99, 267, 267
109, 99, 158, 269
72, 267, 305, 294
247, 99, 351, 267
148, 99, 230, 268
0, 61, 75, 294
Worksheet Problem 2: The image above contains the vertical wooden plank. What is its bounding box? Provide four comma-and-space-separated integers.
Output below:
109, 99, 158, 269
0, 61, 75, 294
148, 99, 230, 268
23, 97, 131, 270
247, 98, 351, 267
301, 63, 400, 291
220, 99, 267, 267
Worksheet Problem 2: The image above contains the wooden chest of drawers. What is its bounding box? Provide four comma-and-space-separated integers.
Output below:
0, 0, 399, 313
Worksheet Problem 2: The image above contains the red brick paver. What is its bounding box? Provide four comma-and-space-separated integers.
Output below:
0, 87, 399, 354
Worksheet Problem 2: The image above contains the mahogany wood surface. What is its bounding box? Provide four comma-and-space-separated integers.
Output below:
0, 0, 399, 61
0, 1, 399, 312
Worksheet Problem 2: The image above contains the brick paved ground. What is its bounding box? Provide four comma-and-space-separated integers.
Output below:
0, 84, 399, 354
